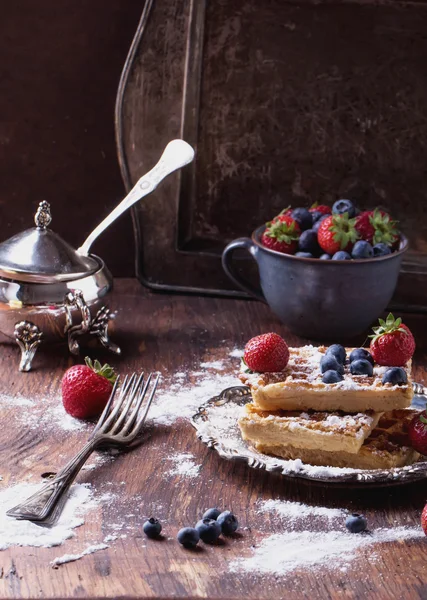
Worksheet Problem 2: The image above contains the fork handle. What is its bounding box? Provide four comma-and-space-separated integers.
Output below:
6, 438, 99, 523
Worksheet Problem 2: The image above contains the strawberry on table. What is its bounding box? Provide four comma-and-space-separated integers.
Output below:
243, 332, 289, 373
62, 357, 117, 419
408, 411, 427, 456
369, 313, 415, 367
317, 213, 358, 255
355, 209, 399, 246
261, 216, 301, 255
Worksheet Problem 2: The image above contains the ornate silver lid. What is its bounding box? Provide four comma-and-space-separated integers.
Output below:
0, 202, 100, 283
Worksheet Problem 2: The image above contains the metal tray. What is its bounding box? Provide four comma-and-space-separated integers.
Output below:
191, 384, 427, 487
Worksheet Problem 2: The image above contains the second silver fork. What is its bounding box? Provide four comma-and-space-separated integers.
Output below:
7, 371, 158, 525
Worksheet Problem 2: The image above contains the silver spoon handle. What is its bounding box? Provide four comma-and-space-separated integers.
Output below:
77, 139, 195, 256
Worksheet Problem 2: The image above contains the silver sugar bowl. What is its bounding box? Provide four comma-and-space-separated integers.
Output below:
0, 140, 195, 371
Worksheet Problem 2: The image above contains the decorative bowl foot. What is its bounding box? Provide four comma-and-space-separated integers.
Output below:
14, 321, 43, 372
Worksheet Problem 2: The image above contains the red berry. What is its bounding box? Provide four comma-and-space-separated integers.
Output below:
261, 216, 301, 255
369, 314, 415, 367
421, 504, 427, 536
408, 411, 427, 456
317, 214, 358, 255
355, 211, 375, 243
61, 357, 116, 419
355, 209, 399, 246
309, 204, 331, 215
244, 333, 289, 373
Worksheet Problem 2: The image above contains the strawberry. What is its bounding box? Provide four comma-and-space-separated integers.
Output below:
244, 333, 289, 372
62, 357, 117, 419
309, 203, 331, 215
408, 411, 427, 456
369, 313, 415, 366
268, 207, 293, 225
261, 215, 301, 255
317, 213, 358, 255
421, 504, 427, 536
355, 209, 399, 246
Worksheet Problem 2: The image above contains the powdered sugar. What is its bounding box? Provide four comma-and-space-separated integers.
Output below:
230, 527, 424, 576
52, 543, 109, 566
257, 498, 344, 522
166, 453, 201, 478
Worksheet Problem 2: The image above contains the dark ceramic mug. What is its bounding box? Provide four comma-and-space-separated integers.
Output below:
222, 225, 408, 340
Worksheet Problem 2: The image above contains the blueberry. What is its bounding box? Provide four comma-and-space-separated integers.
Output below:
320, 354, 344, 375
350, 359, 373, 376
177, 527, 200, 548
349, 348, 374, 366
332, 251, 351, 260
345, 513, 367, 534
195, 518, 222, 544
322, 370, 344, 384
373, 243, 392, 257
143, 517, 162, 539
311, 210, 324, 223
351, 240, 374, 259
298, 229, 321, 255
203, 508, 221, 520
320, 253, 331, 260
295, 252, 313, 258
312, 214, 329, 233
332, 199, 356, 218
382, 367, 408, 386
325, 344, 346, 364
291, 207, 313, 231
217, 511, 239, 535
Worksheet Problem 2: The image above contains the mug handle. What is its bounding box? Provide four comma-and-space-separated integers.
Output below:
222, 238, 266, 303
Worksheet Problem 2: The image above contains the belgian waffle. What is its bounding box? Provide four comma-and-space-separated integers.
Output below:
239, 403, 382, 454
241, 406, 420, 470
239, 345, 413, 413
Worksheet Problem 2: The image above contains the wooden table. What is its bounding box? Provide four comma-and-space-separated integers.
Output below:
1, 279, 427, 600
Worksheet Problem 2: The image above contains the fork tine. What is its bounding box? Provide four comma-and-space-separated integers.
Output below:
122, 373, 153, 435
90, 375, 121, 438
129, 373, 159, 437
100, 373, 137, 433
109, 372, 145, 435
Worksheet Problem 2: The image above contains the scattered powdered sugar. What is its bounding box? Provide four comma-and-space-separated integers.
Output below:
230, 527, 424, 576
0, 393, 34, 407
0, 482, 97, 550
166, 453, 201, 478
257, 499, 344, 522
200, 360, 226, 370
52, 543, 109, 566
229, 348, 244, 358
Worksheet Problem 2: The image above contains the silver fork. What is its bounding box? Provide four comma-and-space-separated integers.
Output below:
6, 372, 159, 526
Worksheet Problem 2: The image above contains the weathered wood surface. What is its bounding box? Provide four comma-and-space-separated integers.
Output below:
1, 279, 427, 599
117, 0, 427, 298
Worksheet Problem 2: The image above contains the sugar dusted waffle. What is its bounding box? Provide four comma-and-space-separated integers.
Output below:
239, 345, 413, 413
241, 407, 421, 470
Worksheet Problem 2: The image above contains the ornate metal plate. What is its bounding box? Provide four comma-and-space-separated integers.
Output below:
191, 384, 427, 487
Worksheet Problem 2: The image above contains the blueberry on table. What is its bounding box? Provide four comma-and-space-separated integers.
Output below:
332, 199, 356, 218
373, 243, 392, 257
350, 359, 374, 376
345, 513, 367, 533
382, 367, 408, 385
313, 215, 329, 233
332, 251, 351, 260
177, 527, 200, 548
291, 208, 313, 231
143, 518, 162, 539
320, 355, 344, 375
322, 370, 344, 383
349, 348, 374, 366
202, 507, 221, 520
195, 518, 222, 544
320, 253, 331, 260
298, 229, 321, 255
351, 240, 374, 259
217, 511, 239, 535
325, 344, 346, 365
295, 252, 313, 258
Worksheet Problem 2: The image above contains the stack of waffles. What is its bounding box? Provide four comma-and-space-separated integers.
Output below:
238, 345, 420, 469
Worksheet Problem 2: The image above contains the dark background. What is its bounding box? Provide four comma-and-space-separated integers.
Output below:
0, 0, 145, 277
